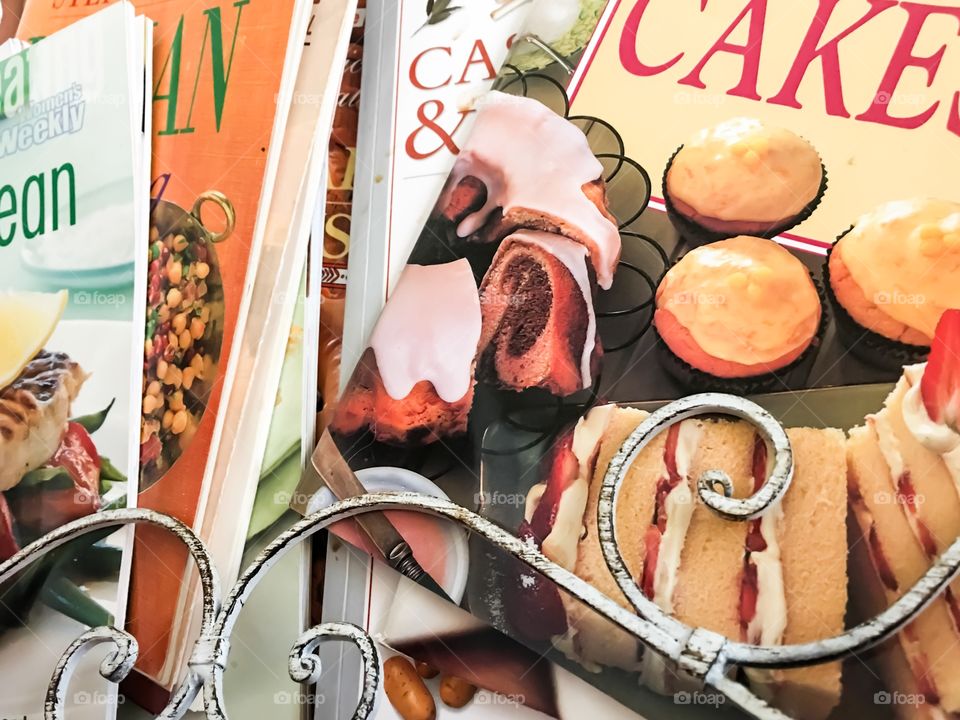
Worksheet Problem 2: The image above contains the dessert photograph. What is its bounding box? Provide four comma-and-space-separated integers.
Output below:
303, 18, 960, 716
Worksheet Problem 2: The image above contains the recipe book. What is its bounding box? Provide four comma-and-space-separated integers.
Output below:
174, 0, 356, 694
16, 0, 313, 707
317, 1, 623, 718
317, 0, 365, 434
341, 0, 608, 381
300, 1, 960, 718
0, 4, 150, 718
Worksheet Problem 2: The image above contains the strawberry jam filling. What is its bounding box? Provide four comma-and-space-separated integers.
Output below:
897, 471, 939, 558
867, 523, 899, 593
739, 436, 768, 638
902, 625, 942, 707
896, 470, 960, 632
640, 424, 682, 600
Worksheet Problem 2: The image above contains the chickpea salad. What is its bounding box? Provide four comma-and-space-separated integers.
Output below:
139, 224, 219, 482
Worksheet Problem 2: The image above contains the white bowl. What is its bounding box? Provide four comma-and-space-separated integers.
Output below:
307, 466, 470, 604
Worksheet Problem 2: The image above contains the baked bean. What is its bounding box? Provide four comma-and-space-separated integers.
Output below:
143, 394, 159, 415
171, 410, 188, 434
172, 313, 187, 334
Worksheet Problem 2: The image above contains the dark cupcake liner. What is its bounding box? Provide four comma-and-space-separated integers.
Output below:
661, 145, 828, 247
655, 274, 829, 395
822, 233, 929, 371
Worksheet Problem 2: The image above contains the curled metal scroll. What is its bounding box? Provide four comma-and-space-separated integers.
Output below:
16, 394, 960, 720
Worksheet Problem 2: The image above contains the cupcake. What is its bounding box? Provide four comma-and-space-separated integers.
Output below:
654, 236, 824, 393
663, 118, 825, 244
826, 198, 960, 369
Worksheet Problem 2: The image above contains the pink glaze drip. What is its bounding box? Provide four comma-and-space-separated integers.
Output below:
448, 91, 621, 289
369, 259, 482, 402
502, 230, 597, 386
330, 511, 449, 586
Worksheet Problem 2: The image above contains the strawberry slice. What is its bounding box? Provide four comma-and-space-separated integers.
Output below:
527, 431, 578, 543
921, 309, 960, 428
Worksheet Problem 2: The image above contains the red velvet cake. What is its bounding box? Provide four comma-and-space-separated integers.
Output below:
477, 230, 600, 396
332, 259, 482, 444
437, 91, 622, 289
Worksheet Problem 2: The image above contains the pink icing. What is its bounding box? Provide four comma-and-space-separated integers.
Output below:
369, 259, 482, 402
447, 91, 621, 289
501, 230, 597, 386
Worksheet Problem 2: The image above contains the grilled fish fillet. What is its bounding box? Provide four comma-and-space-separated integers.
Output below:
0, 350, 87, 491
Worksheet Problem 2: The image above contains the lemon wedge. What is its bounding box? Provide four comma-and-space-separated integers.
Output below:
0, 289, 68, 389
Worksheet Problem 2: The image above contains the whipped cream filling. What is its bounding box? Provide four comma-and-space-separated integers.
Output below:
641, 420, 701, 694
524, 405, 616, 571
510, 231, 597, 388
868, 411, 938, 558
649, 420, 701, 613
902, 363, 960, 492
745, 444, 787, 648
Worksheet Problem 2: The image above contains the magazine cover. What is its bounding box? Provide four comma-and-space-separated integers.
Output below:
215, 266, 310, 720
317, 0, 365, 432
299, 0, 960, 718
183, 2, 356, 681
342, 0, 606, 380
0, 3, 149, 718
16, 0, 313, 703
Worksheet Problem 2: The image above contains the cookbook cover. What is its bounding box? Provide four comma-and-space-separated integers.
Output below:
189, 0, 356, 641
341, 0, 607, 380
16, 0, 312, 702
218, 267, 310, 720
0, 4, 149, 718
317, 0, 364, 433
301, 0, 960, 718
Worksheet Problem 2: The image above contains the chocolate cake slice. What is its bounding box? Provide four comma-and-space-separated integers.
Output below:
478, 231, 600, 397
436, 91, 621, 289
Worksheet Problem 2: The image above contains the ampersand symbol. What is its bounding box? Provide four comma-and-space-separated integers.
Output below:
405, 99, 471, 160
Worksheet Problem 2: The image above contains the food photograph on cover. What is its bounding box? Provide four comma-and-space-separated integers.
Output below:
1, 0, 960, 719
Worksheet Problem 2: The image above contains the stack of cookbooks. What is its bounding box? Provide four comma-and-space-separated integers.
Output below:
0, 0, 358, 716
0, 4, 150, 719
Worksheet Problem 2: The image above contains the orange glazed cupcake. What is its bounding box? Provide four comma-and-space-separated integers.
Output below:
826, 198, 960, 369
654, 236, 824, 393
663, 118, 825, 244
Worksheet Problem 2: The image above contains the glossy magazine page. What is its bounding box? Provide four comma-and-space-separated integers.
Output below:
0, 4, 149, 718
16, 0, 312, 703
340, 0, 540, 382
301, 0, 960, 718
